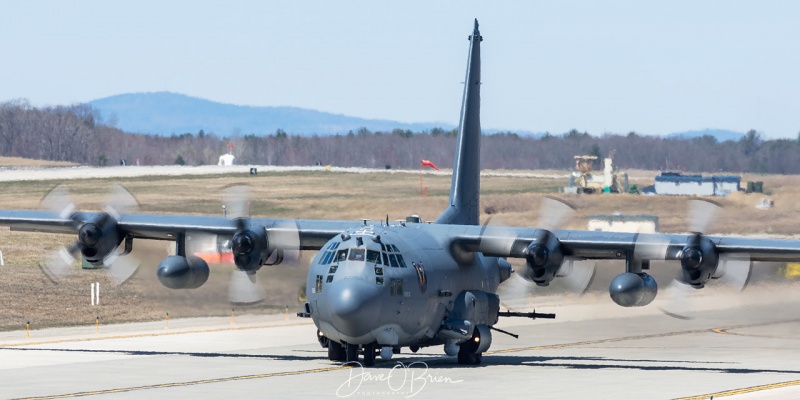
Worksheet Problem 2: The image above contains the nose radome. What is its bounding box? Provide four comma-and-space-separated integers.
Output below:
327, 279, 382, 338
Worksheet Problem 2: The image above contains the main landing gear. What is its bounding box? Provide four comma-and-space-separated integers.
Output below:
327, 341, 378, 366
457, 338, 483, 365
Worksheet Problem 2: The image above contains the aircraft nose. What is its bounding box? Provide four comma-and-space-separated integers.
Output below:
326, 279, 382, 338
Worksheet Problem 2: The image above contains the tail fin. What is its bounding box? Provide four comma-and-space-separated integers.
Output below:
436, 19, 482, 226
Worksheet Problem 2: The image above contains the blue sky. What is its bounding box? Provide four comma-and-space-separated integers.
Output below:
2, 1, 799, 138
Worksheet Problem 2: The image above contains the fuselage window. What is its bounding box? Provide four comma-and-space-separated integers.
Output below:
328, 265, 338, 274
376, 277, 384, 285
366, 250, 382, 264
335, 249, 349, 262
348, 248, 366, 261
374, 266, 383, 276
326, 275, 334, 283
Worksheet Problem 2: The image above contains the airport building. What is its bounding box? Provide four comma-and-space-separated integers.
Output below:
587, 214, 660, 233
653, 172, 740, 197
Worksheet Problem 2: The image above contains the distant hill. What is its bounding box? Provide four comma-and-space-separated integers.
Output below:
89, 92, 453, 136
666, 129, 743, 142
88, 92, 747, 141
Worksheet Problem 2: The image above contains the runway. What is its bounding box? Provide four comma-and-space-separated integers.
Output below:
1, 286, 799, 400
0, 164, 570, 183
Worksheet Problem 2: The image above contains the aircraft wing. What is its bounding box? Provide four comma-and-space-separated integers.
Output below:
451, 225, 800, 263
0, 210, 359, 251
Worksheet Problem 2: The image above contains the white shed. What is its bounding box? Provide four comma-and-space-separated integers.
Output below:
218, 154, 235, 166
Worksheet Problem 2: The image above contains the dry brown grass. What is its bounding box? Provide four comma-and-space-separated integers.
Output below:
0, 157, 78, 167
0, 169, 798, 331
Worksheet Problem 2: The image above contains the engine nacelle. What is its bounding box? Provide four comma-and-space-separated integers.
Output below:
77, 214, 123, 265
679, 235, 719, 288
231, 223, 270, 272
157, 255, 210, 289
518, 231, 564, 286
609, 272, 657, 307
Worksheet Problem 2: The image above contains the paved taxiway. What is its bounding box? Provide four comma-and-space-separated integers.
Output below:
1, 286, 799, 400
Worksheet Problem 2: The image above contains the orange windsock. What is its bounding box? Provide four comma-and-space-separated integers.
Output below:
420, 159, 439, 171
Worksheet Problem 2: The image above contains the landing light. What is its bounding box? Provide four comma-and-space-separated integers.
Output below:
474, 336, 480, 343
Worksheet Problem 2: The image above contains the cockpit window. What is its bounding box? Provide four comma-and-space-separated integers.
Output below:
374, 266, 383, 276
366, 250, 382, 264
382, 252, 389, 266
388, 254, 400, 268
395, 253, 407, 268
348, 248, 366, 261
320, 251, 334, 265
335, 249, 349, 262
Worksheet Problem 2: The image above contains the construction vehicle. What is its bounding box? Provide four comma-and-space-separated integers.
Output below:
566, 153, 628, 194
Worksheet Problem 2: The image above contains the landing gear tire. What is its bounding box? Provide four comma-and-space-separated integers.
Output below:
457, 351, 483, 365
345, 343, 359, 363
363, 343, 376, 366
328, 341, 346, 362
457, 336, 482, 366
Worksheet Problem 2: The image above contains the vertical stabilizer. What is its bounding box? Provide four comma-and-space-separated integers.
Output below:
436, 19, 482, 226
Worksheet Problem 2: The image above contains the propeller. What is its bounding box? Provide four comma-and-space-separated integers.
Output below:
483, 196, 596, 296
38, 184, 141, 285
217, 185, 302, 305
656, 199, 751, 319
535, 197, 596, 294
221, 184, 265, 304
537, 195, 575, 231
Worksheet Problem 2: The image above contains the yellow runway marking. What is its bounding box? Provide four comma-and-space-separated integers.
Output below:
13, 365, 352, 400
488, 319, 798, 355
675, 379, 800, 400
487, 327, 710, 354
0, 321, 314, 348
5, 319, 798, 399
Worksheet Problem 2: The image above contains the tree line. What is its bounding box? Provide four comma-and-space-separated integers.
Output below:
2, 100, 800, 174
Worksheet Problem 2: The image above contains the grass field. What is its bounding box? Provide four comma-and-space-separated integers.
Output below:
0, 156, 78, 167
0, 168, 797, 332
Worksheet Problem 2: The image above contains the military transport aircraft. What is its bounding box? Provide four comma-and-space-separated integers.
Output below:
2, 20, 800, 367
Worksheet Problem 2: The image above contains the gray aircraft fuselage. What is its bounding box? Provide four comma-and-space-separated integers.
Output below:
307, 222, 511, 348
